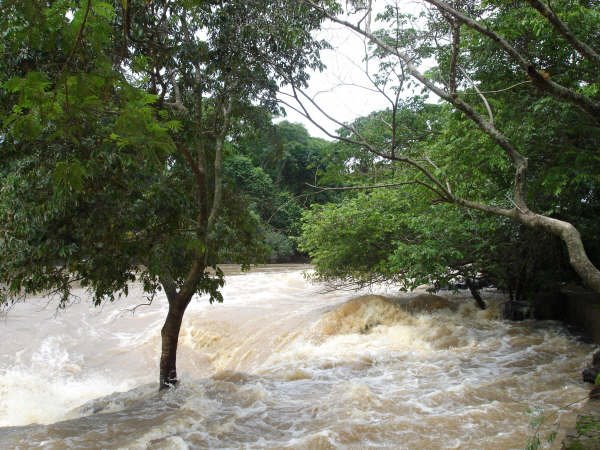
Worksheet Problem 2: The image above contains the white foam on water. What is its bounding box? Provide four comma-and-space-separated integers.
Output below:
0, 267, 595, 449
0, 336, 135, 426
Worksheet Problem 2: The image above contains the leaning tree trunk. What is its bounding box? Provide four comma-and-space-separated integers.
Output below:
159, 294, 192, 390
465, 278, 487, 310
520, 212, 600, 294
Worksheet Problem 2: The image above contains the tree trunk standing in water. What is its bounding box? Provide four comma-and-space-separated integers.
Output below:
0, 1, 330, 390
466, 278, 486, 310
160, 297, 190, 389
157, 261, 212, 389
117, 3, 330, 391
154, 95, 232, 390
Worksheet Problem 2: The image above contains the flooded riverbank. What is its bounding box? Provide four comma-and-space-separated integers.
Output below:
0, 265, 594, 448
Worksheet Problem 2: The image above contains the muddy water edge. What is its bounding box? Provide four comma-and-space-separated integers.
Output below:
0, 265, 595, 449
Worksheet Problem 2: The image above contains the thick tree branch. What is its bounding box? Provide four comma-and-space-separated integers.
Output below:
163, 73, 188, 112
425, 0, 600, 119
303, 0, 529, 208
159, 275, 178, 302
453, 197, 515, 218
526, 0, 600, 64
519, 213, 600, 293
177, 143, 204, 190
178, 260, 205, 303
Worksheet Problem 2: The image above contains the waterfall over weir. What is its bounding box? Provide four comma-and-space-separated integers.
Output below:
0, 265, 594, 449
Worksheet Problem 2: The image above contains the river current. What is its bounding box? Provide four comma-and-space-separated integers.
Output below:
0, 265, 595, 449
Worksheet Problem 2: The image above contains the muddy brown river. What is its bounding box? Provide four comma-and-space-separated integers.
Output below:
0, 265, 595, 449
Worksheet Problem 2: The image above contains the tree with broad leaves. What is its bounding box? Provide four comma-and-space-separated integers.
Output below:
295, 0, 600, 295
298, 100, 586, 305
0, 0, 331, 389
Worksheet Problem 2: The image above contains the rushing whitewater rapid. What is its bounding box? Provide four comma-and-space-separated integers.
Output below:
0, 265, 595, 449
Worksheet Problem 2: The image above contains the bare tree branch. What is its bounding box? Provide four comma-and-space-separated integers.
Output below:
125, 292, 156, 315
302, 0, 529, 208
277, 96, 367, 147
459, 67, 494, 124
306, 180, 446, 197
460, 80, 531, 95
290, 82, 359, 137
362, 39, 397, 107
286, 81, 457, 201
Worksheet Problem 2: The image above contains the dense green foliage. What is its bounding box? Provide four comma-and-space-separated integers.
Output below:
300, 0, 600, 300
299, 103, 526, 293
0, 0, 329, 307
2, 0, 599, 310
227, 121, 330, 261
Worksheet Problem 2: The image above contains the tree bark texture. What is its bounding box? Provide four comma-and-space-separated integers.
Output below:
159, 294, 192, 390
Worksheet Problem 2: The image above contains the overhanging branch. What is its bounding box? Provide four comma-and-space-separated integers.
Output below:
526, 0, 600, 64
425, 0, 600, 120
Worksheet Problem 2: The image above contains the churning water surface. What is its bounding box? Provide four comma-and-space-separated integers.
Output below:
0, 265, 595, 449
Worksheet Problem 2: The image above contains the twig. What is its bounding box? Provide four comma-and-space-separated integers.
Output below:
63, 0, 92, 71
57, 0, 92, 107
460, 80, 532, 95
306, 180, 441, 193
125, 292, 156, 315
459, 67, 494, 125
